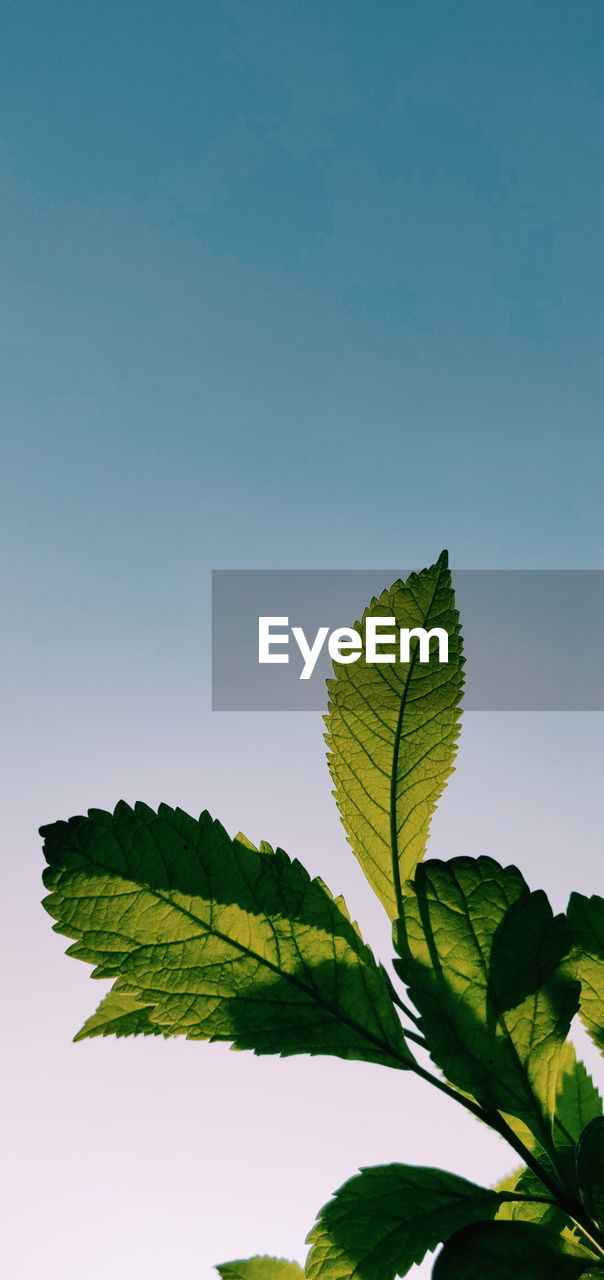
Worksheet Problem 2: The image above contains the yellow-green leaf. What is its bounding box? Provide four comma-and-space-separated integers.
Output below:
325, 552, 463, 919
566, 894, 604, 1054
74, 989, 163, 1041
42, 802, 412, 1069
216, 1259, 303, 1280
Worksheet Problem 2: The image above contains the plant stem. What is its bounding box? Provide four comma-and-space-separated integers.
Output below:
410, 1060, 487, 1122
410, 1061, 562, 1202
561, 1196, 604, 1258
506, 1202, 603, 1263
404, 1027, 427, 1049
411, 1059, 604, 1262
492, 1112, 565, 1200
383, 970, 422, 1026
500, 1192, 555, 1206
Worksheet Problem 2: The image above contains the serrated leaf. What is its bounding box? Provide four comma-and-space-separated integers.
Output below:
496, 1044, 603, 1231
325, 552, 463, 919
555, 1043, 604, 1147
566, 895, 604, 1054
577, 1118, 604, 1226
305, 1164, 502, 1280
216, 1258, 303, 1280
394, 858, 580, 1145
41, 802, 412, 1068
432, 1221, 597, 1279
74, 988, 164, 1040
495, 1043, 603, 1218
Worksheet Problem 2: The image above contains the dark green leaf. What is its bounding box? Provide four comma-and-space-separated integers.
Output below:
216, 1259, 303, 1280
577, 1118, 604, 1226
42, 802, 411, 1068
432, 1221, 597, 1280
325, 552, 464, 919
566, 895, 604, 1054
489, 890, 573, 1014
305, 1164, 501, 1280
394, 858, 579, 1143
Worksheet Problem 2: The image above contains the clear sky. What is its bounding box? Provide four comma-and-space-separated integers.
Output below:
1, 3, 603, 1278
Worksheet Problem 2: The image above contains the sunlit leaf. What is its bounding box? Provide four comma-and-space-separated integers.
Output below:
74, 988, 163, 1040
554, 1043, 604, 1148
42, 802, 411, 1068
216, 1259, 303, 1280
325, 552, 463, 919
566, 895, 604, 1054
496, 1044, 602, 1231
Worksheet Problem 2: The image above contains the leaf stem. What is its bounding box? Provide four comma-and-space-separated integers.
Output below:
409, 1061, 563, 1202
503, 1195, 604, 1262
410, 1061, 491, 1124
491, 1112, 565, 1200
383, 969, 422, 1026
411, 1058, 604, 1263
404, 1027, 427, 1049
499, 1192, 556, 1207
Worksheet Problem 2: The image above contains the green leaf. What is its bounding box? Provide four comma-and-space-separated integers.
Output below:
305, 1164, 502, 1280
325, 551, 463, 919
495, 1044, 603, 1216
432, 1221, 597, 1279
394, 858, 579, 1143
489, 888, 573, 1014
502, 1042, 601, 1154
496, 1042, 601, 1162
547, 1044, 604, 1193
495, 1166, 567, 1231
41, 802, 412, 1068
577, 1118, 604, 1226
555, 1043, 604, 1147
216, 1259, 303, 1280
566, 895, 604, 1053
74, 988, 163, 1041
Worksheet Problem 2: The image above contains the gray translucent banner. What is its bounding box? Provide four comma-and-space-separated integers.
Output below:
212, 570, 604, 711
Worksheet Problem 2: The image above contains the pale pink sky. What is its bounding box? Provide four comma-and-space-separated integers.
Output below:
3, 709, 603, 1278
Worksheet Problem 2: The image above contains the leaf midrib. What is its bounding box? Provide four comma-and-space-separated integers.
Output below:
389, 562, 445, 916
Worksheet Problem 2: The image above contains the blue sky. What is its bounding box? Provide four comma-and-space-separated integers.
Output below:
3, 0, 604, 588
2, 4, 604, 1278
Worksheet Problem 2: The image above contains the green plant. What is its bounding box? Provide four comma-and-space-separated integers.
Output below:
41, 553, 604, 1279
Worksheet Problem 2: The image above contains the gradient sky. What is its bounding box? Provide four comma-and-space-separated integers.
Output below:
2, 3, 604, 1278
